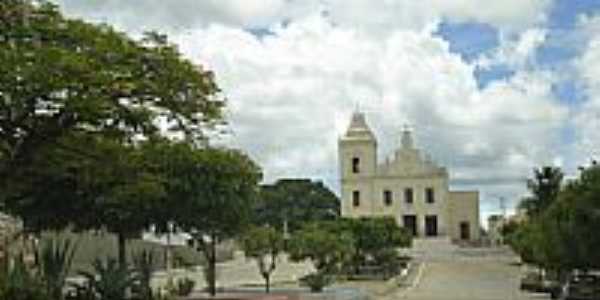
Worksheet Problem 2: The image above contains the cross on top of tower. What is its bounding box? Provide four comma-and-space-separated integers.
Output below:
401, 123, 414, 149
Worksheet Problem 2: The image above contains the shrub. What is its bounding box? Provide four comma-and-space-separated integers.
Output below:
173, 277, 195, 296
299, 273, 334, 293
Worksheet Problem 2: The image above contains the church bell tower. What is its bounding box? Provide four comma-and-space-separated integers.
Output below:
338, 112, 377, 217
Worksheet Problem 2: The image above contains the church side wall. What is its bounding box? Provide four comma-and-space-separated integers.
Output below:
372, 176, 449, 237
447, 191, 480, 241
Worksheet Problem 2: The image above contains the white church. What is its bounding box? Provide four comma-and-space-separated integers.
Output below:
338, 112, 480, 242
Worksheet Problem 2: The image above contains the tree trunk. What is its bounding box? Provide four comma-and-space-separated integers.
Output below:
117, 232, 127, 270
265, 274, 270, 293
265, 274, 271, 293
354, 249, 361, 275
208, 236, 217, 297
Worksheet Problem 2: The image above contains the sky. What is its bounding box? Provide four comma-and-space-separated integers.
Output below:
53, 0, 600, 224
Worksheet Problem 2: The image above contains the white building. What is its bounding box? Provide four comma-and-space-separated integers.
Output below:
338, 112, 480, 242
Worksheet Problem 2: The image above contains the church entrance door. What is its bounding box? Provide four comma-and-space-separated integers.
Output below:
425, 215, 438, 237
403, 215, 417, 237
460, 221, 470, 240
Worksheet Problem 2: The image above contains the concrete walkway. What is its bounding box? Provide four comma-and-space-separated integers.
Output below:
151, 253, 315, 291
385, 240, 549, 300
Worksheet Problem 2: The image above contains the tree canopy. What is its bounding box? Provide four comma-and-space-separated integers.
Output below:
1, 0, 225, 231
519, 166, 563, 217
0, 1, 265, 279
288, 223, 353, 274
1, 0, 224, 186
254, 179, 340, 232
505, 163, 600, 275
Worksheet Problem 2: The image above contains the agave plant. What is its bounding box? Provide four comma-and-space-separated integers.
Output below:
75, 257, 138, 300
38, 237, 79, 300
0, 253, 47, 300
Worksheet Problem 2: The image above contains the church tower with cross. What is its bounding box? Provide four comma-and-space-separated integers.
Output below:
339, 111, 480, 242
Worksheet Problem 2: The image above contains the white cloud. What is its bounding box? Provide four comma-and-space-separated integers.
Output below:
477, 28, 547, 69
54, 0, 302, 32
172, 13, 567, 205
325, 0, 551, 33
54, 0, 552, 35
52, 0, 567, 219
573, 16, 600, 164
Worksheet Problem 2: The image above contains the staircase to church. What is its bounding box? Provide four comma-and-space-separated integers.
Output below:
408, 236, 458, 260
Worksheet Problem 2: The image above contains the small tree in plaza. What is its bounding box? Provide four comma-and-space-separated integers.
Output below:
350, 217, 411, 262
241, 226, 284, 293
288, 223, 353, 292
325, 217, 411, 276
178, 148, 262, 297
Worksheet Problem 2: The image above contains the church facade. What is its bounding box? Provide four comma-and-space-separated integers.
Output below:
339, 112, 480, 242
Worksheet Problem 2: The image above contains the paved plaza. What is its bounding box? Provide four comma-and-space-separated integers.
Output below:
150, 252, 315, 290
150, 239, 552, 300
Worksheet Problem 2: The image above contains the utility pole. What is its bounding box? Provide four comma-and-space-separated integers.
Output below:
499, 196, 506, 245
499, 196, 506, 219
166, 221, 174, 286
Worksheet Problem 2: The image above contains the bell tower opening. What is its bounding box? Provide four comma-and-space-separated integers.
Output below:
352, 157, 360, 173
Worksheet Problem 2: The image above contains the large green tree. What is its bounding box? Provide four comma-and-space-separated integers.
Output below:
254, 179, 340, 233
507, 163, 600, 275
1, 0, 223, 203
0, 1, 223, 170
545, 164, 600, 271
1, 0, 225, 268
5, 135, 166, 268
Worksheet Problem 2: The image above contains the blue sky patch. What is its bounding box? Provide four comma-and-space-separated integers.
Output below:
436, 21, 499, 62
533, 0, 600, 70
534, 27, 584, 69
474, 65, 515, 89
552, 80, 586, 106
548, 0, 600, 30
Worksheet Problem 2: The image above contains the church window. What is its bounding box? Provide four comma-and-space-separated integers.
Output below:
426, 188, 435, 203
352, 157, 360, 173
352, 190, 360, 207
383, 190, 393, 206
404, 188, 413, 204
